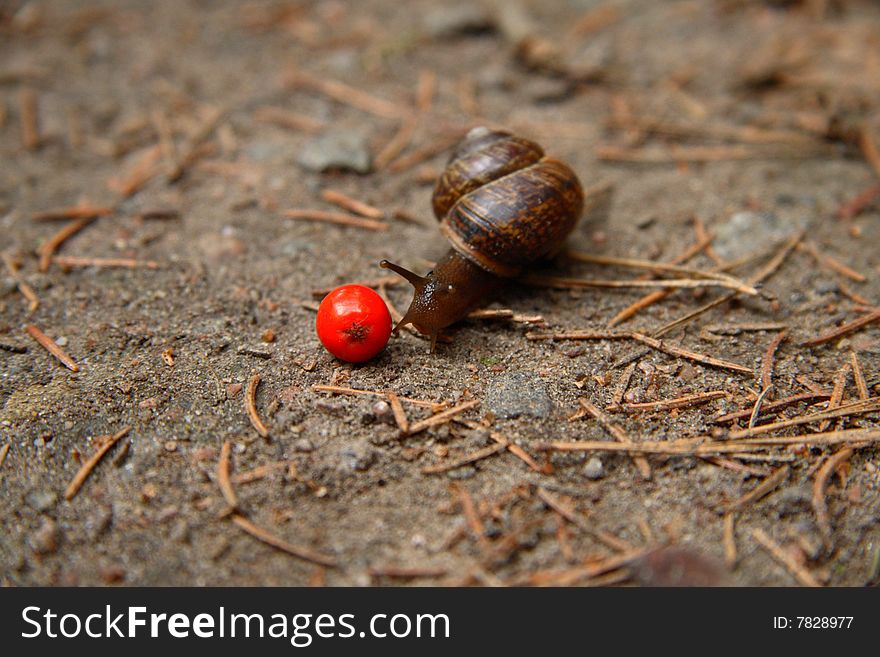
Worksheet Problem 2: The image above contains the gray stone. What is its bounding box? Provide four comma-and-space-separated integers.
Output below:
445, 465, 477, 480
292, 437, 315, 453
423, 5, 494, 38
583, 457, 604, 480
712, 211, 805, 261
297, 131, 372, 174
815, 279, 839, 295
484, 371, 553, 419
337, 440, 375, 472
1, 276, 17, 296
370, 400, 395, 426
25, 489, 57, 512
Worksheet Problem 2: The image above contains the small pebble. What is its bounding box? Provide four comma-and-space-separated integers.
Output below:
337, 440, 375, 472
583, 457, 604, 480
297, 131, 372, 174
292, 437, 315, 453
371, 400, 395, 425
446, 465, 476, 480
485, 371, 553, 419
713, 211, 805, 261
0, 276, 18, 296
25, 489, 57, 512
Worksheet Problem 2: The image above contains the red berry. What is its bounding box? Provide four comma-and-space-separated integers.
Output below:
315, 284, 392, 363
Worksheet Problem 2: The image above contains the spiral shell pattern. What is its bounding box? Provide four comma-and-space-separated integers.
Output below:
431, 128, 584, 277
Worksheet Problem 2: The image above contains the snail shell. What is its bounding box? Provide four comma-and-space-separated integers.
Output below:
380, 127, 584, 350
433, 127, 584, 277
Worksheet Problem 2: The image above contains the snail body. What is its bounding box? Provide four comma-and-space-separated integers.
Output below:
381, 127, 584, 351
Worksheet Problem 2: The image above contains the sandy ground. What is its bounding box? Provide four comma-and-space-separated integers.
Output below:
1, 0, 879, 586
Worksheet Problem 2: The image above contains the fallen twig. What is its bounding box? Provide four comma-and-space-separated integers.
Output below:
597, 143, 835, 163
231, 514, 337, 567
283, 209, 388, 231
608, 390, 727, 413
455, 419, 544, 473
713, 392, 830, 424
723, 514, 737, 569
612, 363, 636, 406
536, 427, 880, 456
812, 447, 854, 549
312, 384, 443, 409
386, 391, 409, 433
387, 132, 465, 173
32, 204, 115, 222
851, 351, 869, 401
246, 374, 270, 438
467, 308, 545, 324
534, 487, 634, 554
723, 465, 789, 513
217, 440, 239, 510
168, 105, 225, 182
578, 399, 651, 479
565, 251, 756, 293
527, 329, 751, 373
859, 124, 880, 180
835, 183, 880, 220
64, 427, 131, 500
53, 256, 161, 269
374, 117, 418, 170
2, 253, 39, 312
451, 484, 489, 554
651, 230, 804, 339
760, 331, 787, 391
0, 443, 10, 473
253, 105, 324, 133
25, 324, 79, 371
748, 386, 774, 430
404, 400, 479, 437
108, 144, 162, 197
608, 229, 713, 328
421, 443, 506, 474
819, 363, 850, 432
801, 308, 880, 347
19, 87, 39, 150
751, 528, 821, 587
38, 217, 95, 272
320, 189, 384, 219
285, 71, 410, 120
728, 397, 880, 440
526, 274, 757, 295
523, 548, 647, 586
797, 241, 866, 283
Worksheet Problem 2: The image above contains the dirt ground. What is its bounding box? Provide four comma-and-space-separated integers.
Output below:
2, 0, 879, 587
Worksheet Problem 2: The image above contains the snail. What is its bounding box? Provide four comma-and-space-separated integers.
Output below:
380, 126, 585, 351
